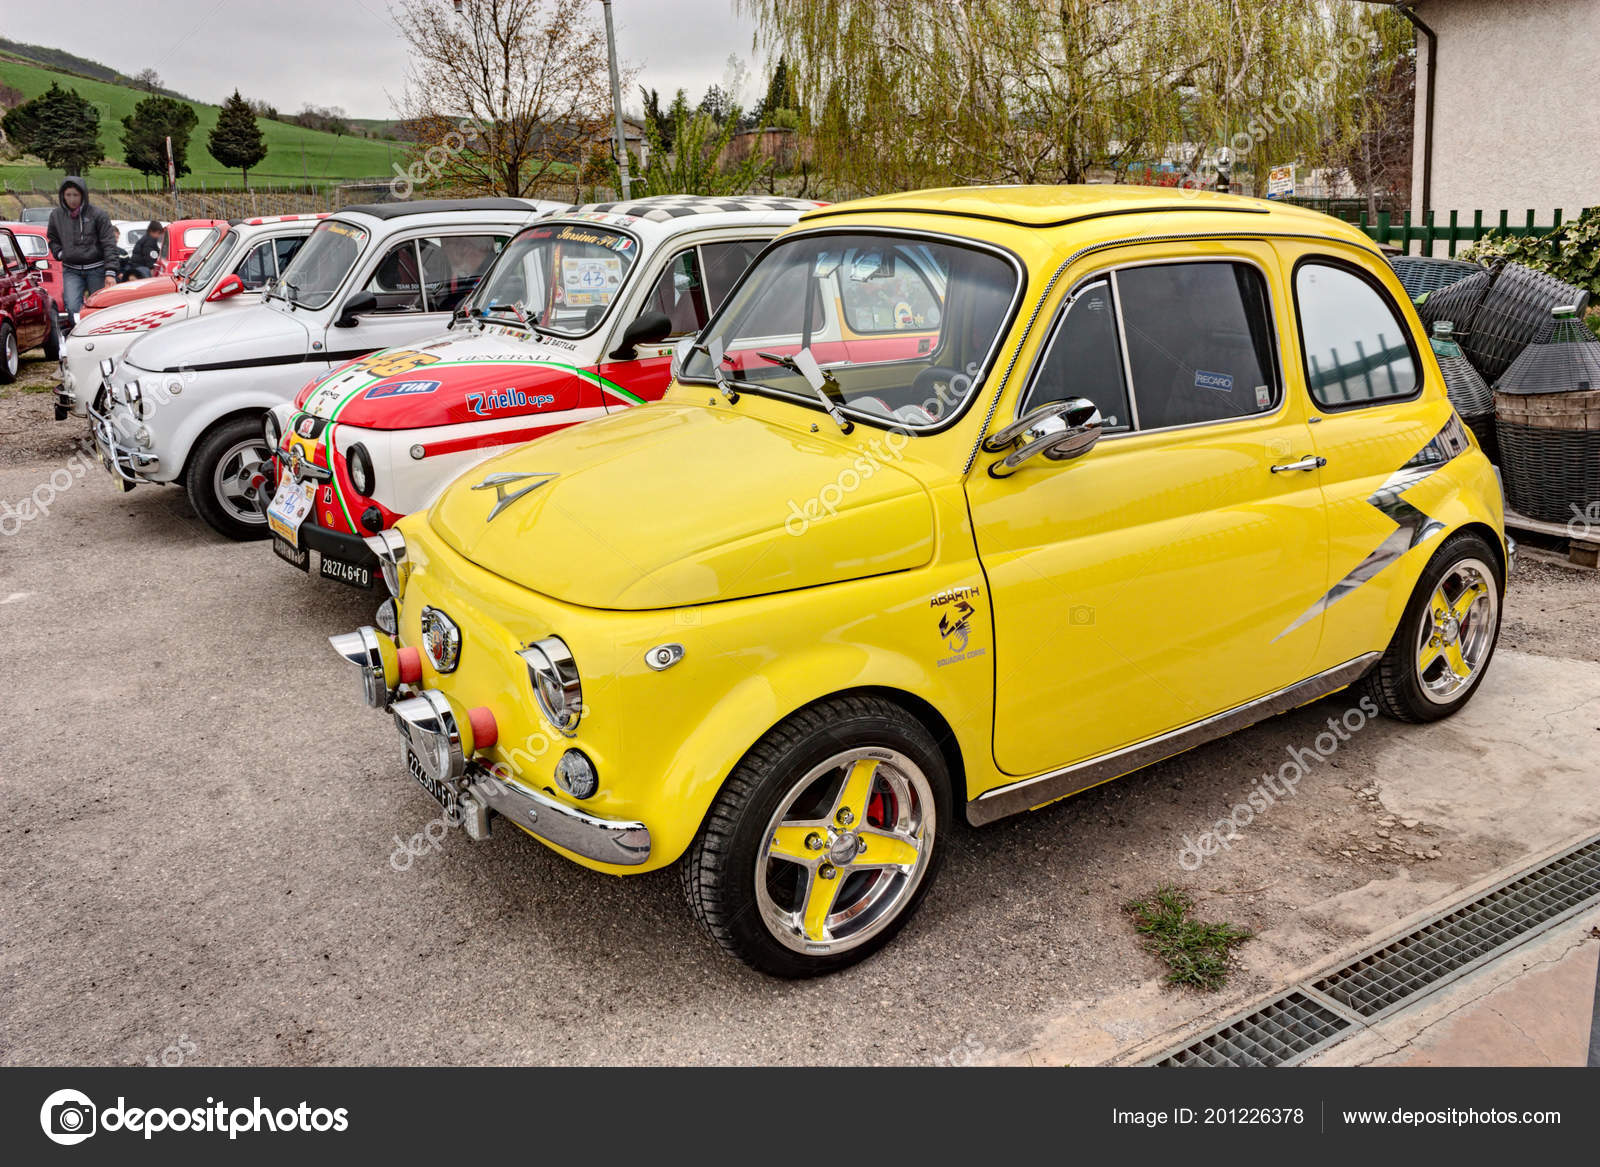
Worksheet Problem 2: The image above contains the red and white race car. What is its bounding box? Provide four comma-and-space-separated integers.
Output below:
262, 196, 822, 589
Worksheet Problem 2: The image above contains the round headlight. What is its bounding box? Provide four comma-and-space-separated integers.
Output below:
554, 749, 598, 799
347, 442, 374, 497
517, 637, 582, 735
263, 411, 281, 450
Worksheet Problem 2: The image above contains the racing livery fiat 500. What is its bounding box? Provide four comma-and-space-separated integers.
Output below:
262, 196, 821, 590
332, 186, 1510, 977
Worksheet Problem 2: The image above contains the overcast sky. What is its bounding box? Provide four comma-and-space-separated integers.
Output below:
3, 0, 765, 120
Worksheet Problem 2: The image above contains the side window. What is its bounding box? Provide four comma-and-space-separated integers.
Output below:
273, 235, 306, 276
699, 240, 764, 310
235, 242, 276, 290
836, 247, 942, 334
0, 233, 22, 271
1022, 280, 1130, 430
641, 248, 709, 337
1117, 262, 1279, 430
1295, 262, 1419, 407
415, 233, 505, 312
363, 240, 426, 312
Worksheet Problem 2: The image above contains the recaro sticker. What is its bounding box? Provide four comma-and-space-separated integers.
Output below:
1195, 370, 1234, 393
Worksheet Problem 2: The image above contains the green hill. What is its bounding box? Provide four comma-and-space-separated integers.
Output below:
0, 56, 406, 193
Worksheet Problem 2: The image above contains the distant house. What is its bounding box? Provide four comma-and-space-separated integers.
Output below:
1375, 0, 1600, 221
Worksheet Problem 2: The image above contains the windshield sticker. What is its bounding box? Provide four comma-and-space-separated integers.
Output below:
1195, 370, 1233, 393
1255, 384, 1271, 409
468, 388, 555, 416
553, 225, 622, 247
561, 256, 623, 306
365, 379, 442, 400
324, 222, 367, 242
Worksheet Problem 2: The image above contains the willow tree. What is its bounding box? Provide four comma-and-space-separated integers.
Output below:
739, 0, 1380, 196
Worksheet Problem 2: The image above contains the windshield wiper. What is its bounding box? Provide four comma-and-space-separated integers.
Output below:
689, 337, 766, 404
758, 348, 853, 433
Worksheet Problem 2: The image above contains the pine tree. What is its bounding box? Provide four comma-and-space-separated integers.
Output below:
122, 96, 198, 187
0, 83, 103, 173
207, 90, 267, 187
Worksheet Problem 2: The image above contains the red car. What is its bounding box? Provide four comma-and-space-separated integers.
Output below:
0, 222, 63, 328
159, 218, 230, 276
79, 219, 230, 319
0, 225, 58, 381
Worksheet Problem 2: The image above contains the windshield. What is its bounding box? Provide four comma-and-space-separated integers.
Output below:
175, 227, 222, 277
187, 230, 241, 290
471, 221, 639, 336
278, 219, 369, 309
681, 232, 1018, 430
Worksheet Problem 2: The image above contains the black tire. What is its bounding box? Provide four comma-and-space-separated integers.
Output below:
1361, 530, 1503, 723
41, 307, 61, 362
184, 415, 273, 540
0, 322, 17, 384
681, 693, 951, 978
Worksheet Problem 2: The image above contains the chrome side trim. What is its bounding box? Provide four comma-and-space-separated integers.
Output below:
464, 762, 651, 865
967, 652, 1381, 827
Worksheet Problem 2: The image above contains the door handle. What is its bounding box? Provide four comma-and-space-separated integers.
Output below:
1270, 455, 1327, 474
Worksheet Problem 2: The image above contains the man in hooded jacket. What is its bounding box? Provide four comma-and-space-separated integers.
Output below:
46, 176, 118, 319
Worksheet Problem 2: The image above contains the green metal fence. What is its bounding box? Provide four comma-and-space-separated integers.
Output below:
1358, 208, 1593, 257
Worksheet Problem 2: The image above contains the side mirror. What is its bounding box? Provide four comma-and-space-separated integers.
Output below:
335, 290, 379, 328
33, 258, 50, 272
609, 310, 672, 360
983, 397, 1103, 478
207, 273, 245, 302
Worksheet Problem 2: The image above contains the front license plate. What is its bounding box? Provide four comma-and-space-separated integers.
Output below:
319, 554, 371, 590
405, 747, 460, 820
272, 535, 309, 572
265, 479, 312, 546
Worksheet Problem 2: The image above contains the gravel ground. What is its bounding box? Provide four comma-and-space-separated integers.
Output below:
2, 350, 1598, 1067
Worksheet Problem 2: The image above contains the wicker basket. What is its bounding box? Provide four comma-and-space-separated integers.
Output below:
1419, 265, 1496, 333
1470, 265, 1593, 384
1493, 308, 1600, 523
1392, 256, 1482, 301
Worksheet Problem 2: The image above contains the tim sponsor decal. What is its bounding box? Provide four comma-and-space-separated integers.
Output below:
40, 1087, 349, 1143
364, 378, 442, 400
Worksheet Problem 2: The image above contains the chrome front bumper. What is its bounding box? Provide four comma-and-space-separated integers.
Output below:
452, 757, 651, 866
87, 396, 159, 485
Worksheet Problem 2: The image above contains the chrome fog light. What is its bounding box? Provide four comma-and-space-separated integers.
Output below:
517, 637, 582, 736
135, 426, 152, 449
554, 749, 598, 799
364, 528, 409, 598
328, 625, 394, 709
391, 690, 465, 785
263, 409, 281, 451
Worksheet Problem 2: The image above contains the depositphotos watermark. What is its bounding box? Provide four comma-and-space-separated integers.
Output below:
0, 450, 95, 536
389, 116, 489, 199
39, 1088, 349, 1145
1176, 694, 1379, 871
1566, 501, 1600, 541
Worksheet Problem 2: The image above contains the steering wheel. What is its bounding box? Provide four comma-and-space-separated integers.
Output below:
909, 366, 965, 420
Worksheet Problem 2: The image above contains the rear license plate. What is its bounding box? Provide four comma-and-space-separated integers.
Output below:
405, 747, 460, 820
272, 536, 309, 571
265, 479, 312, 545
319, 554, 371, 590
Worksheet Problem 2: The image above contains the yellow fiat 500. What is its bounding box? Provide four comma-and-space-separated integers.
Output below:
332, 186, 1508, 977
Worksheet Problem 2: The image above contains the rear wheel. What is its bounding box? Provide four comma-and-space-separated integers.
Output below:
41, 307, 61, 361
185, 415, 273, 540
1362, 531, 1502, 722
0, 323, 17, 383
682, 694, 950, 977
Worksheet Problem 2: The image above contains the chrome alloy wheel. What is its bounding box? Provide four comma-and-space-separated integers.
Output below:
3, 330, 17, 378
1415, 556, 1498, 704
755, 746, 936, 956
213, 437, 271, 525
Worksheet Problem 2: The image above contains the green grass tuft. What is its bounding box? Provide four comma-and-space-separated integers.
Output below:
1124, 887, 1252, 991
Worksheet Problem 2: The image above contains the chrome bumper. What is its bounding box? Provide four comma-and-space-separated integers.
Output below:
1506, 534, 1517, 580
87, 396, 159, 484
457, 758, 651, 866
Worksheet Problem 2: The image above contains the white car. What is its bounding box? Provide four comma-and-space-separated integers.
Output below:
56, 214, 325, 421
261, 195, 822, 589
91, 198, 565, 538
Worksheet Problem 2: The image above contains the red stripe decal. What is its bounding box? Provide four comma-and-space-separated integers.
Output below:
418, 423, 567, 458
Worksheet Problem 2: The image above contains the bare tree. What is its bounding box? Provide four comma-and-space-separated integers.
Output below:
391, 0, 616, 197
133, 68, 163, 93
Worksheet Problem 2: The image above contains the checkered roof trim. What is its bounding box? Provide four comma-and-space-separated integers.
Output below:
575, 195, 822, 222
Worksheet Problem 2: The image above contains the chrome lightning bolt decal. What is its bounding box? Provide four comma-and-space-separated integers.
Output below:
472, 471, 559, 521
1275, 416, 1472, 641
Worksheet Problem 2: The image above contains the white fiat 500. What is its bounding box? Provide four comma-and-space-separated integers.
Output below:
56, 214, 326, 421
91, 198, 565, 538
261, 196, 822, 590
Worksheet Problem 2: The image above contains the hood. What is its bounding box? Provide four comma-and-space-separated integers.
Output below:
74, 292, 192, 337
293, 326, 618, 430
80, 275, 181, 315
58, 176, 88, 209
124, 301, 310, 375
428, 402, 935, 610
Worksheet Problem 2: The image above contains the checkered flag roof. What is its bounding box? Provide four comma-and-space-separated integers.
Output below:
575, 195, 822, 221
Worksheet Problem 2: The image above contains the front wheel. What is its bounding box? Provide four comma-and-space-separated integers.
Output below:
185, 415, 273, 540
1362, 530, 1503, 723
682, 694, 951, 977
0, 322, 17, 383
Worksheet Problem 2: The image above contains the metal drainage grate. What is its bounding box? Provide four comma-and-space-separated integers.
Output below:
1146, 833, 1600, 1067
1314, 836, 1600, 1018
1154, 992, 1350, 1068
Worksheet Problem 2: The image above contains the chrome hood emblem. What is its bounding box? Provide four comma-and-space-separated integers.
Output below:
472, 471, 558, 521
420, 606, 462, 673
